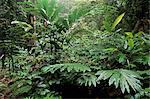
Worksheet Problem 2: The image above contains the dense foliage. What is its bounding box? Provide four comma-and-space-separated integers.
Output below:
0, 0, 149, 98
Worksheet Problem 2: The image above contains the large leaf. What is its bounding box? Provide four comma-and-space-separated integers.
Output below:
36, 0, 63, 22
96, 69, 142, 93
111, 13, 125, 31
41, 63, 91, 74
11, 21, 33, 32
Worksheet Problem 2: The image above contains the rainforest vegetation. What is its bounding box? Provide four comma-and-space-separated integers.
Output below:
0, 0, 150, 98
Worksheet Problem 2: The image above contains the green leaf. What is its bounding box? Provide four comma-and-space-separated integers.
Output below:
96, 69, 142, 93
41, 63, 91, 74
36, 0, 63, 22
103, 48, 118, 53
124, 41, 128, 49
143, 55, 150, 66
17, 1, 32, 5
11, 21, 33, 32
51, 5, 64, 22
47, 0, 57, 18
118, 53, 126, 63
125, 32, 133, 38
13, 85, 32, 96
111, 13, 125, 31
78, 74, 97, 87
128, 39, 134, 48
10, 79, 25, 90
109, 71, 120, 86
137, 70, 150, 75
96, 71, 106, 80
0, 82, 7, 91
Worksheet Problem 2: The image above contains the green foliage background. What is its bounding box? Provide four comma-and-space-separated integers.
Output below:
0, 0, 149, 98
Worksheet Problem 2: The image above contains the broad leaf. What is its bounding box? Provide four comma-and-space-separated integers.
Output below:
41, 63, 91, 74
96, 69, 142, 93
111, 13, 125, 31
11, 21, 33, 32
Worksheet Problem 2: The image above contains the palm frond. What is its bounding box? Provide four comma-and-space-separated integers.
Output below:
78, 73, 97, 87
36, 0, 63, 22
96, 69, 142, 93
134, 88, 150, 98
41, 63, 91, 74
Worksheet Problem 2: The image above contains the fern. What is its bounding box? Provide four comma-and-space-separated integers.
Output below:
96, 69, 142, 93
41, 63, 91, 74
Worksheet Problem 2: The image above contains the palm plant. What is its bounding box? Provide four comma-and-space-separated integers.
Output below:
35, 0, 64, 23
